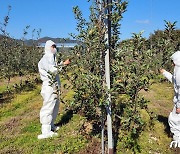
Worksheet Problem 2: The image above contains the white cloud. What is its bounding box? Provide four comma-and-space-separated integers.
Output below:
135, 19, 150, 24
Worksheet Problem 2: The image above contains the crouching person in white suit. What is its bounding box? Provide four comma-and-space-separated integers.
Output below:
160, 51, 180, 148
38, 40, 70, 139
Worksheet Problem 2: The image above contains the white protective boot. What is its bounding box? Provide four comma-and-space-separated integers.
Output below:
38, 124, 58, 139
170, 135, 180, 148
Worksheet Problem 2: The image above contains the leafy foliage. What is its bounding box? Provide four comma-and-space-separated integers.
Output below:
112, 31, 153, 152
0, 2, 180, 153
0, 6, 42, 84
59, 0, 154, 152
59, 1, 180, 152
148, 21, 180, 73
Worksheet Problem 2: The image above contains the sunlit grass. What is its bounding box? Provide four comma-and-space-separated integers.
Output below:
0, 86, 41, 121
0, 82, 88, 154
0, 80, 177, 153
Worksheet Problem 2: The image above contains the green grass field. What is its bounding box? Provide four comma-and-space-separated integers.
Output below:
0, 77, 179, 153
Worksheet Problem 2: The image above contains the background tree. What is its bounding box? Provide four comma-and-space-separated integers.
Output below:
59, 0, 156, 152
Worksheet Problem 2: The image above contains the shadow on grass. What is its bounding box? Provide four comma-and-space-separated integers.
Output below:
56, 110, 73, 126
157, 115, 171, 137
0, 93, 13, 105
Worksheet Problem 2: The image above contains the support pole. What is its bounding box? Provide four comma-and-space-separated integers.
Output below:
104, 0, 113, 153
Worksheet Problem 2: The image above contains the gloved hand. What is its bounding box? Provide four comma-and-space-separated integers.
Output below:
160, 69, 166, 74
63, 59, 70, 65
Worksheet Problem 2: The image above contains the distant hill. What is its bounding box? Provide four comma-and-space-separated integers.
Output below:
0, 35, 78, 46
24, 37, 79, 46
0, 34, 3, 39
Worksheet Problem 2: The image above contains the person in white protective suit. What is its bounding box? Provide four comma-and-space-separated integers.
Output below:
38, 40, 70, 139
160, 51, 180, 148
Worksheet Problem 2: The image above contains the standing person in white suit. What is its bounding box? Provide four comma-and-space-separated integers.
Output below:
160, 51, 180, 148
38, 40, 70, 139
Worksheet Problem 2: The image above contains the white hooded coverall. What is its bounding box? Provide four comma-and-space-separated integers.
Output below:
163, 51, 180, 142
38, 40, 61, 139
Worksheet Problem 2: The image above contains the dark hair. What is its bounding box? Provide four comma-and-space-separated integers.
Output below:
52, 44, 57, 48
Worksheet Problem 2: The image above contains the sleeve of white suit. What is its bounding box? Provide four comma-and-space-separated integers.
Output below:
163, 70, 173, 83
175, 71, 180, 108
42, 57, 58, 74
48, 63, 58, 74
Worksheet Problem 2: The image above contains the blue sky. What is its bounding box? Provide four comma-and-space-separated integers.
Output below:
0, 0, 179, 40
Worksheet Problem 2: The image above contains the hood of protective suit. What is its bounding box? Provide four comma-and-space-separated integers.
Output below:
44, 40, 56, 55
171, 51, 180, 67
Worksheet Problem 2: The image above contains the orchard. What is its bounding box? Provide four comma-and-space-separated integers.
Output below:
0, 0, 180, 154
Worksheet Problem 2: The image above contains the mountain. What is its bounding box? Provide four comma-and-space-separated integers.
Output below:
0, 35, 79, 46
24, 37, 79, 46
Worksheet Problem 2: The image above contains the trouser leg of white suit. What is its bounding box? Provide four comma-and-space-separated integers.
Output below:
40, 85, 58, 134
168, 106, 180, 139
51, 98, 60, 127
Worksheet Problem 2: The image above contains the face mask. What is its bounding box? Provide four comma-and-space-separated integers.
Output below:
51, 48, 57, 54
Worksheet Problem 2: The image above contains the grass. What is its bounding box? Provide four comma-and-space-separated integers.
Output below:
0, 114, 87, 154
135, 82, 176, 154
0, 86, 41, 121
141, 82, 174, 117
0, 78, 88, 154
0, 114, 88, 154
116, 81, 177, 153
0, 77, 178, 153
0, 75, 39, 93
137, 121, 172, 154
0, 84, 8, 93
